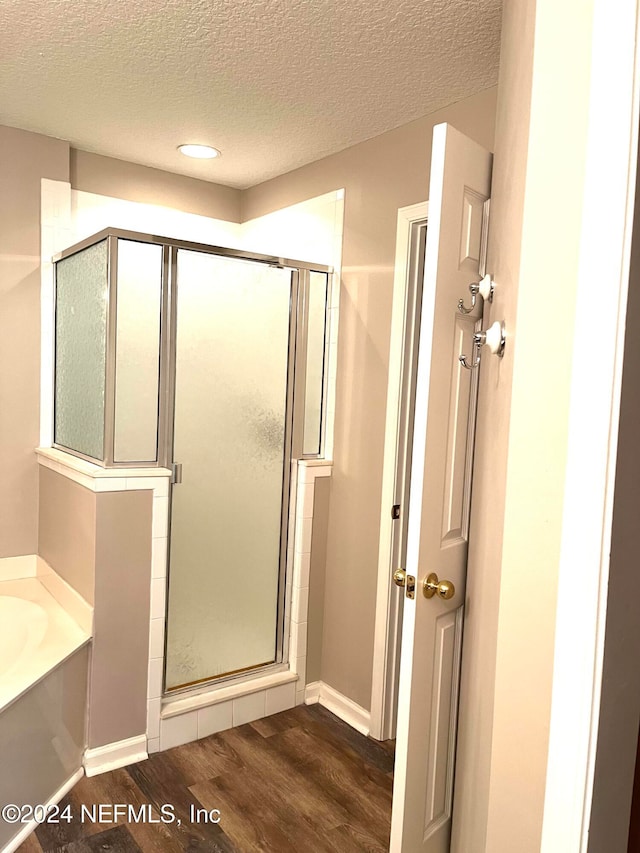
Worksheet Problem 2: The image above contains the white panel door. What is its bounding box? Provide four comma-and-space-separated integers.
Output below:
390, 123, 492, 852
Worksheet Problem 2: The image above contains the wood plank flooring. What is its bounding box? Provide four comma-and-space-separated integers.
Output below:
18, 704, 394, 852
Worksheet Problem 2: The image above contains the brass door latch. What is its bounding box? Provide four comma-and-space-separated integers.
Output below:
393, 569, 415, 599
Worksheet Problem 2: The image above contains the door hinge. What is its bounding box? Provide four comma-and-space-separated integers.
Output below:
391, 504, 401, 520
171, 462, 183, 485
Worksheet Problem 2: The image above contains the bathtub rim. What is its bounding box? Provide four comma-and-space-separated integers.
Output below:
0, 576, 91, 716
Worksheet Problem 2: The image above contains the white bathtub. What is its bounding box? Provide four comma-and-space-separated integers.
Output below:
0, 577, 89, 714
0, 597, 48, 680
0, 576, 90, 853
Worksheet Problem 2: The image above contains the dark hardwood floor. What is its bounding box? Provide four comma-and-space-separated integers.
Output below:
19, 704, 395, 852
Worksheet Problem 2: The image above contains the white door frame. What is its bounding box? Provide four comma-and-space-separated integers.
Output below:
370, 201, 428, 742
541, 0, 640, 847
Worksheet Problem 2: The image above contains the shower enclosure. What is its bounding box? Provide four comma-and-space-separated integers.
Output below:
53, 229, 330, 693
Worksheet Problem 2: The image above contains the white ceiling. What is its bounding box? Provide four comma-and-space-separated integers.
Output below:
0, 0, 502, 189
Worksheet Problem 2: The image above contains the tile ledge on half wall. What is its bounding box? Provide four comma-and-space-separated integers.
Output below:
36, 447, 172, 492
298, 459, 333, 470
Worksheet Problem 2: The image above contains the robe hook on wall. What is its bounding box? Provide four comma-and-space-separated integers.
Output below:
458, 274, 495, 314
459, 321, 506, 370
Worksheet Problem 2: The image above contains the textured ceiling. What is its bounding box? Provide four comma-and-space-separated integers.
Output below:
0, 0, 502, 188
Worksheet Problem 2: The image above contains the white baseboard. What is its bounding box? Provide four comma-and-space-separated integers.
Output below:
83, 734, 148, 777
305, 681, 322, 704
3, 767, 83, 853
305, 681, 371, 736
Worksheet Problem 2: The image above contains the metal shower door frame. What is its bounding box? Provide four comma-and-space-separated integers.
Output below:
162, 248, 324, 694
53, 226, 331, 694
52, 227, 330, 469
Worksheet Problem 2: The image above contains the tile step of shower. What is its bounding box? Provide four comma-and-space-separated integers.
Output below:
161, 670, 299, 719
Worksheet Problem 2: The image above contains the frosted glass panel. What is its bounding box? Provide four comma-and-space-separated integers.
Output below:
166, 250, 291, 689
55, 240, 108, 460
303, 272, 328, 455
114, 240, 163, 462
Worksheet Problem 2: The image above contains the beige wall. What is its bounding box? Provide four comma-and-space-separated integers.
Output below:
452, 2, 535, 847
37, 467, 153, 749
0, 126, 69, 558
89, 489, 152, 749
70, 149, 241, 222
454, 0, 596, 849
243, 87, 498, 709
38, 467, 96, 604
307, 476, 330, 684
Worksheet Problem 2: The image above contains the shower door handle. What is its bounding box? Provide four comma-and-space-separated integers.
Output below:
172, 463, 183, 484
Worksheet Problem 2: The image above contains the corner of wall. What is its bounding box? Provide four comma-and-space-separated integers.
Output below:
69, 149, 242, 224
0, 125, 70, 560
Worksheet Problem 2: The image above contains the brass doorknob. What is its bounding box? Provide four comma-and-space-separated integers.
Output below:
393, 569, 407, 588
423, 572, 455, 600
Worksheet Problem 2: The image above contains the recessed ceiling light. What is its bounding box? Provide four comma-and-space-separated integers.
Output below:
178, 144, 221, 159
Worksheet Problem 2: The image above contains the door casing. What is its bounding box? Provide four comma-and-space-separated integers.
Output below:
370, 201, 428, 741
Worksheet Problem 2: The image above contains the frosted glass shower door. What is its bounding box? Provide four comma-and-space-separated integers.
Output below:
165, 250, 293, 690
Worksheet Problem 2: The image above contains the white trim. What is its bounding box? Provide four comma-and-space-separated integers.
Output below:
40, 178, 72, 449
304, 681, 322, 704
2, 767, 83, 853
370, 201, 428, 741
83, 734, 148, 777
541, 1, 640, 849
298, 459, 333, 474
305, 680, 371, 736
0, 554, 37, 582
